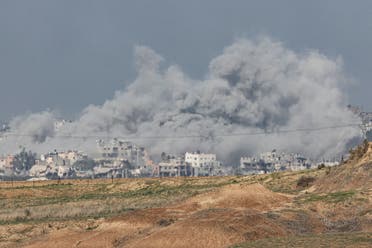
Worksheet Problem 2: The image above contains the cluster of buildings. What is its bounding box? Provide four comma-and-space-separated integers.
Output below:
156, 152, 223, 177
0, 138, 227, 180
6, 107, 370, 180
7, 140, 153, 180
96, 139, 225, 178
239, 150, 314, 175
2, 105, 371, 181
2, 137, 332, 181
0, 135, 344, 180
29, 150, 87, 179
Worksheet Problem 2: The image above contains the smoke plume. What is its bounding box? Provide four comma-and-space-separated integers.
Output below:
0, 37, 361, 164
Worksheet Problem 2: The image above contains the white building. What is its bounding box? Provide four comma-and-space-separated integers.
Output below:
57, 150, 86, 164
29, 164, 49, 177
185, 152, 221, 176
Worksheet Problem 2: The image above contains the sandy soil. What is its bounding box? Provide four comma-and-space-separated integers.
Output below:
19, 183, 291, 248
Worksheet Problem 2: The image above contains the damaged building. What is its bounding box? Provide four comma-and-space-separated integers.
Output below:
240, 150, 313, 174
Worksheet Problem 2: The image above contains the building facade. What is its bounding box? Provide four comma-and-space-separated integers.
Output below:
240, 150, 312, 174
185, 152, 221, 176
97, 139, 146, 167
157, 156, 192, 177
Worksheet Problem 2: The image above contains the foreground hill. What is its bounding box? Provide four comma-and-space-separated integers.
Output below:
0, 143, 371, 248
315, 140, 372, 193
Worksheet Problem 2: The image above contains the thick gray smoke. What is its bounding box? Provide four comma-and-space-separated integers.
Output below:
2, 111, 55, 152
0, 37, 361, 164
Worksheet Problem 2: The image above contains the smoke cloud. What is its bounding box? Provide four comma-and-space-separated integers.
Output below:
0, 37, 361, 164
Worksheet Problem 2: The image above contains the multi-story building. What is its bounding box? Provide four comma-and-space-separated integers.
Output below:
97, 139, 153, 177
240, 150, 312, 174
41, 152, 72, 167
28, 150, 86, 179
185, 152, 222, 176
97, 139, 146, 167
57, 150, 86, 164
157, 156, 192, 177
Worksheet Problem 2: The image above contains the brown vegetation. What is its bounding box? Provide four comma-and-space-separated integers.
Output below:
315, 141, 372, 192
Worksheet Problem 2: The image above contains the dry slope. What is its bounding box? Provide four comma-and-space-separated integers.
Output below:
23, 183, 292, 248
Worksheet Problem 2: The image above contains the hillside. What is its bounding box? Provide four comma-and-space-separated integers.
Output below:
315, 141, 372, 193
0, 143, 371, 248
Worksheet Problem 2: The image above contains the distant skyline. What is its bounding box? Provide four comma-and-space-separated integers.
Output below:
1, 0, 372, 121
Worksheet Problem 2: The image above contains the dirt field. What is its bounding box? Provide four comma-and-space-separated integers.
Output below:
0, 143, 371, 248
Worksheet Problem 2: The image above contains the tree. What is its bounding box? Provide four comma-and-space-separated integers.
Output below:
13, 148, 36, 173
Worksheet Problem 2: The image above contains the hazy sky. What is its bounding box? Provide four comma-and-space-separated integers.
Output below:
1, 0, 371, 121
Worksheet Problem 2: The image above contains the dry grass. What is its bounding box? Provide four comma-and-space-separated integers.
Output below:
0, 146, 370, 248
0, 176, 255, 225
232, 232, 372, 248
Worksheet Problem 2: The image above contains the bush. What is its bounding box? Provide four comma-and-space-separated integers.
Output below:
317, 163, 326, 170
13, 148, 36, 172
297, 176, 316, 188
349, 139, 369, 161
157, 218, 175, 227
24, 209, 31, 218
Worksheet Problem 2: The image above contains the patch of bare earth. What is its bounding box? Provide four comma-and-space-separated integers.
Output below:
19, 183, 291, 248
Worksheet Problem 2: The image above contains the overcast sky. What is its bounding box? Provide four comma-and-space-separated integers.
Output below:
1, 0, 371, 121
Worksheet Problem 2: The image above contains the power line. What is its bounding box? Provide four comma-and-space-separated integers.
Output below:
1, 123, 362, 141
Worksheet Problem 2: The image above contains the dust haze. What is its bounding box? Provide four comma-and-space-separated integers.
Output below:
0, 37, 361, 164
